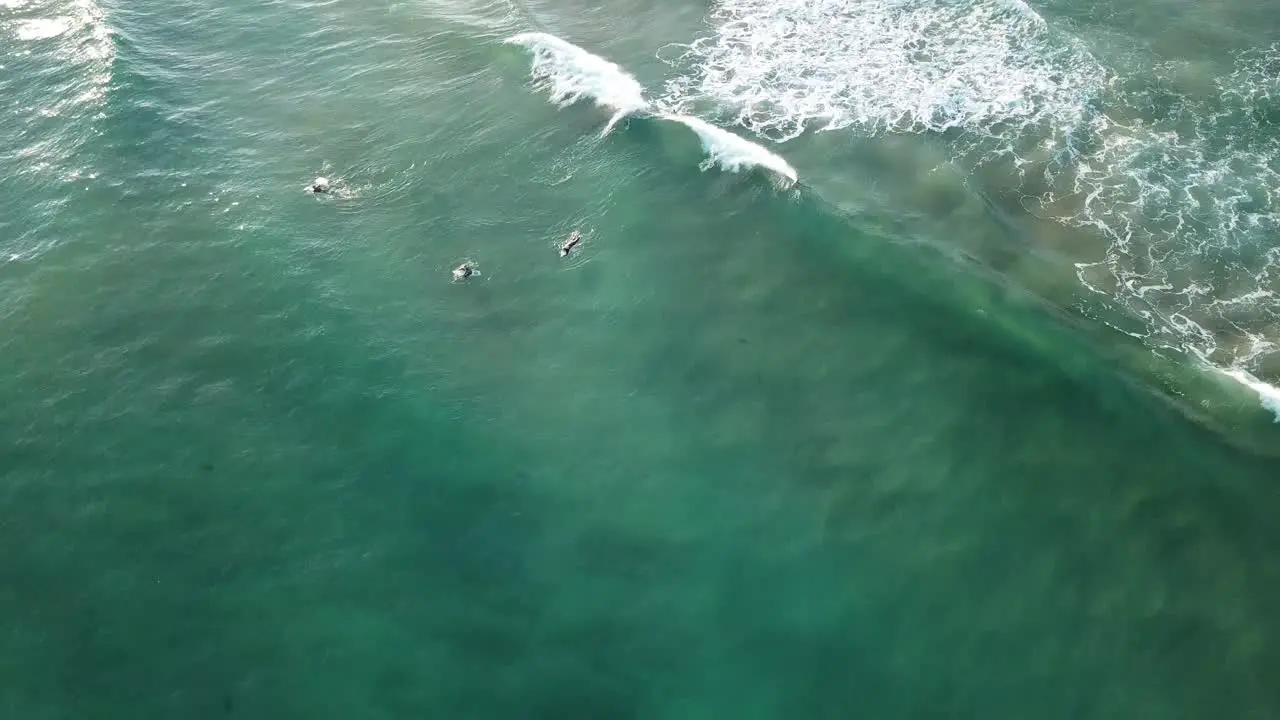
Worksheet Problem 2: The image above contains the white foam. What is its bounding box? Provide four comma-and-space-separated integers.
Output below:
505, 32, 649, 135
658, 0, 1104, 143
1043, 48, 1280, 370
660, 113, 798, 184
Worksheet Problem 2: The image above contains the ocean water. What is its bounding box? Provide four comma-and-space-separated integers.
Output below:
4, 0, 1280, 716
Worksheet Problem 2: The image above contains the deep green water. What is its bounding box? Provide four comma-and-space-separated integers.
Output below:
4, 0, 1280, 717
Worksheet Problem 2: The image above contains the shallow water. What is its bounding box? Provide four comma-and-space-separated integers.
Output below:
3, 0, 1280, 717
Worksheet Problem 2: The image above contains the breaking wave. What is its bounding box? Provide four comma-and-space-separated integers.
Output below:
504, 33, 798, 185
658, 0, 1280, 426
504, 31, 649, 135
659, 113, 798, 185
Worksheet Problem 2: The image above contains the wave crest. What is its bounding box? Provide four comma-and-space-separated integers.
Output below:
660, 113, 798, 185
505, 32, 649, 134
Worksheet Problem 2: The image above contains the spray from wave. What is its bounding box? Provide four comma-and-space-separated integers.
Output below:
503, 32, 798, 185
504, 32, 649, 135
658, 0, 1280, 424
660, 113, 797, 185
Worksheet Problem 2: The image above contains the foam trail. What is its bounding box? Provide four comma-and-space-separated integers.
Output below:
660, 114, 798, 185
504, 32, 649, 135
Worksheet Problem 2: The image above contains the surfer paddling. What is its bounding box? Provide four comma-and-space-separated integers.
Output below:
559, 230, 583, 257
307, 177, 331, 194
451, 261, 477, 282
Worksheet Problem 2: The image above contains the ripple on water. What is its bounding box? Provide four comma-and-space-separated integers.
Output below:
2, 0, 115, 262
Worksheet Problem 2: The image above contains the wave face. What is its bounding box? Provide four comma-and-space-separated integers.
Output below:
505, 32, 649, 134
659, 0, 1280, 416
660, 113, 798, 185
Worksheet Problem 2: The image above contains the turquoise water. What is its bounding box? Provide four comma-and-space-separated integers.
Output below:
5, 0, 1280, 716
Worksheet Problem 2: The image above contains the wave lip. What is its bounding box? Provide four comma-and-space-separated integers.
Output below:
504, 32, 649, 134
660, 113, 798, 185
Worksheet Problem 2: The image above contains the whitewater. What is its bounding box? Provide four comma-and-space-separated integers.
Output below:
503, 32, 799, 185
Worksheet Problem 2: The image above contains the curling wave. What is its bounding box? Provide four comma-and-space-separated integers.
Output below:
504, 31, 649, 135
659, 113, 798, 185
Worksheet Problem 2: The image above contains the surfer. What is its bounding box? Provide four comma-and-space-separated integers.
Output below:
307, 177, 330, 194
559, 230, 582, 257
452, 261, 477, 281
